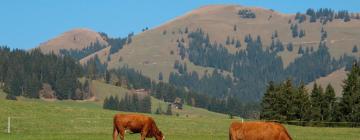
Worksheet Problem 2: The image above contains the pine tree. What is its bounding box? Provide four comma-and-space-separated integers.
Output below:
340, 62, 360, 122
295, 82, 311, 121
298, 46, 305, 54
287, 43, 294, 52
132, 94, 140, 112
310, 83, 324, 121
323, 84, 336, 121
260, 81, 277, 120
235, 40, 241, 48
282, 79, 296, 120
158, 72, 163, 81
166, 104, 172, 115
142, 95, 152, 113
226, 36, 231, 45
352, 45, 358, 53
299, 29, 306, 38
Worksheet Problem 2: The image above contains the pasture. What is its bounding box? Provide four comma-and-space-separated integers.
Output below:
1, 90, 360, 140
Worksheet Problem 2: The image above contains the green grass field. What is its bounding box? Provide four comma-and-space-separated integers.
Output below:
1, 88, 360, 140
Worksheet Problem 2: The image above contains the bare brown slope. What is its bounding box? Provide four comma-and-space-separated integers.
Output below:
306, 68, 347, 97
38, 28, 109, 53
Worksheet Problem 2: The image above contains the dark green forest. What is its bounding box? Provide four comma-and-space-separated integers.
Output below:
0, 46, 84, 100
261, 62, 360, 125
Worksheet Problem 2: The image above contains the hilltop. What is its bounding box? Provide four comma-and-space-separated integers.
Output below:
38, 28, 109, 54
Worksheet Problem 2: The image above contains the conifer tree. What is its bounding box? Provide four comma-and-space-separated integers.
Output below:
295, 82, 311, 121
310, 83, 324, 121
324, 84, 336, 121
166, 104, 172, 115
340, 62, 360, 122
260, 81, 277, 120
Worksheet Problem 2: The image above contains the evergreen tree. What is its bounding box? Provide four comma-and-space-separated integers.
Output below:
323, 84, 336, 121
295, 82, 311, 121
298, 46, 305, 54
291, 24, 299, 38
352, 45, 358, 53
299, 29, 306, 38
340, 62, 360, 122
235, 40, 241, 48
260, 81, 277, 120
158, 72, 163, 81
226, 36, 231, 45
142, 95, 152, 113
310, 83, 324, 121
287, 43, 294, 52
166, 104, 172, 115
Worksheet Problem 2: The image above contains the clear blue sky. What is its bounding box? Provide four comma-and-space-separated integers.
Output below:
1, 0, 360, 49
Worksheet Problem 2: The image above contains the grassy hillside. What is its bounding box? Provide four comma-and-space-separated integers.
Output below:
1, 92, 359, 140
38, 28, 109, 54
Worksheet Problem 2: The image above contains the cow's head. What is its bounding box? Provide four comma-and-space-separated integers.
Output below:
156, 131, 165, 140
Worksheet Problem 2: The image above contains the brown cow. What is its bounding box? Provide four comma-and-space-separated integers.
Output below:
113, 114, 165, 140
229, 121, 292, 140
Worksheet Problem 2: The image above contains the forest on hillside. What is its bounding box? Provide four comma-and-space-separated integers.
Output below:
171, 28, 355, 103
261, 62, 360, 125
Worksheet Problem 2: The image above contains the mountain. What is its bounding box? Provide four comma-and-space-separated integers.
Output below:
38, 28, 109, 54
38, 5, 360, 97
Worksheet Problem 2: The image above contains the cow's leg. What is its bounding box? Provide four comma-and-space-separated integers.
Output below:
119, 128, 125, 140
113, 126, 119, 140
229, 131, 232, 140
140, 128, 149, 140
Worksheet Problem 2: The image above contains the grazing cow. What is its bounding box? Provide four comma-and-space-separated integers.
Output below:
229, 121, 292, 140
113, 114, 165, 140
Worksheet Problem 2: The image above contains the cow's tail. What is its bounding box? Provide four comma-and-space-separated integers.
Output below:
113, 116, 119, 140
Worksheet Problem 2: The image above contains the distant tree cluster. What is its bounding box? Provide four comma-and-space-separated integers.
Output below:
262, 62, 360, 125
0, 47, 85, 100
103, 93, 151, 113
290, 24, 305, 38
173, 60, 187, 74
59, 41, 107, 60
105, 65, 258, 118
99, 32, 133, 55
238, 9, 256, 18
320, 27, 328, 41
109, 65, 152, 90
83, 55, 108, 80
305, 8, 356, 24
295, 12, 307, 23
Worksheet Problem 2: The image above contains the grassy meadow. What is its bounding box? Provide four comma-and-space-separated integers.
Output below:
1, 89, 360, 140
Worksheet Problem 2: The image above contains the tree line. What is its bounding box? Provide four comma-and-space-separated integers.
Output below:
105, 65, 258, 118
59, 40, 107, 60
103, 93, 151, 113
0, 47, 86, 100
261, 62, 360, 126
